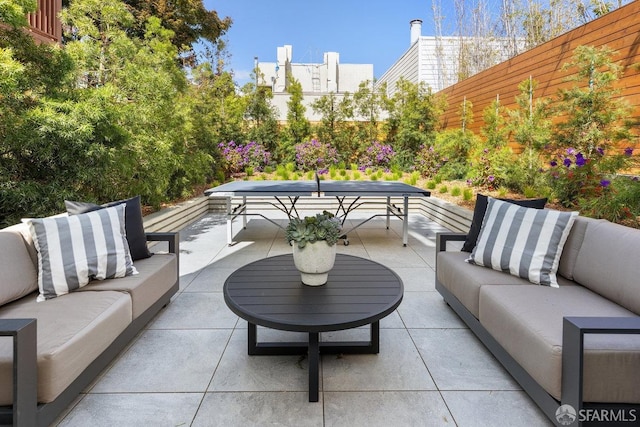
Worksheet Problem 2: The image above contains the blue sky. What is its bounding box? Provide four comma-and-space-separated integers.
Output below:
204, 0, 461, 87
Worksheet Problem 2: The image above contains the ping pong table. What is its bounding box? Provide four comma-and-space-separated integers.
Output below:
204, 179, 430, 246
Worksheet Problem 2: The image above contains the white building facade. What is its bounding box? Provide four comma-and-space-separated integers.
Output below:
376, 19, 521, 97
257, 45, 373, 122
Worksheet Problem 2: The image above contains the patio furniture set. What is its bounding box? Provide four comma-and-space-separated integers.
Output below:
1, 183, 639, 426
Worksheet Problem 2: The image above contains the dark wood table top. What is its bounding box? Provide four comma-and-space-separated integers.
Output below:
224, 254, 404, 333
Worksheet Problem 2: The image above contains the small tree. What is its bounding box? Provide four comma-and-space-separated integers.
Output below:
468, 98, 515, 189
311, 92, 356, 159
353, 80, 384, 145
553, 45, 633, 156
242, 69, 279, 156
280, 78, 311, 161
384, 79, 445, 167
547, 45, 636, 211
506, 77, 552, 191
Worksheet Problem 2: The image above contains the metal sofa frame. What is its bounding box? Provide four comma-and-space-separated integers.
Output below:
435, 232, 640, 427
0, 232, 179, 427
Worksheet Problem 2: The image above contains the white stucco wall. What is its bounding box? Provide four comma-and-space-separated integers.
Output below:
256, 45, 374, 121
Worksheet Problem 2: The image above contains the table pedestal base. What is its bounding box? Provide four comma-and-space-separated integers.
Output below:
247, 322, 380, 402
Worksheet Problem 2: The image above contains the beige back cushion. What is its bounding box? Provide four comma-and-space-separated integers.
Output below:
0, 227, 38, 306
557, 216, 602, 280
573, 220, 640, 315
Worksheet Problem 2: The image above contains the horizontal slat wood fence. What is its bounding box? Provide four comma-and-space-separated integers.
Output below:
437, 1, 640, 150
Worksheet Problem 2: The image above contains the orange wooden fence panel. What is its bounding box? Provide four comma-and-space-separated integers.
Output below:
437, 1, 640, 149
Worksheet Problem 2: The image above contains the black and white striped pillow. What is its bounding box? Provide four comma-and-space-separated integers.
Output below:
24, 204, 137, 301
467, 197, 578, 287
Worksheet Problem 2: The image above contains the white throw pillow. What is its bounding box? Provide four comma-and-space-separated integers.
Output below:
467, 197, 578, 287
24, 204, 137, 301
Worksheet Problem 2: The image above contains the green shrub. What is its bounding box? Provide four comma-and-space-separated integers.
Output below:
353, 171, 362, 180
276, 165, 290, 180
410, 171, 420, 186
305, 171, 315, 180
463, 188, 473, 201
438, 162, 469, 180
439, 185, 448, 193
339, 169, 347, 177
451, 187, 461, 197
523, 186, 538, 198
433, 175, 442, 184
467, 144, 515, 190
264, 166, 274, 173
245, 167, 254, 176
426, 181, 436, 189
578, 176, 640, 223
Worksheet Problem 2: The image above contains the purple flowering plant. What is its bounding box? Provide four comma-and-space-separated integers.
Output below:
547, 146, 634, 208
358, 141, 395, 170
415, 145, 448, 178
294, 139, 339, 171
218, 141, 271, 175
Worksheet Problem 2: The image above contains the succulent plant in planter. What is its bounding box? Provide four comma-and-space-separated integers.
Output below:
285, 211, 342, 286
285, 211, 342, 249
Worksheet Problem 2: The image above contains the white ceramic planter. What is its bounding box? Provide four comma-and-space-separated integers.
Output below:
292, 241, 337, 286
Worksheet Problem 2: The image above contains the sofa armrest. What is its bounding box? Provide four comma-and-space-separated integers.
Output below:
562, 316, 640, 413
0, 319, 37, 427
436, 232, 467, 252
146, 232, 179, 255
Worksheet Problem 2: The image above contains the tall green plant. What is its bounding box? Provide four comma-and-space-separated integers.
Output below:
311, 91, 356, 159
242, 69, 279, 156
552, 45, 633, 156
281, 78, 311, 161
508, 78, 551, 168
384, 79, 445, 166
352, 80, 385, 145
468, 99, 515, 189
547, 45, 636, 211
506, 77, 552, 191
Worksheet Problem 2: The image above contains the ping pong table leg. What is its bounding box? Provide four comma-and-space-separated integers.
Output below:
242, 196, 247, 229
402, 196, 409, 247
386, 196, 391, 229
226, 197, 234, 245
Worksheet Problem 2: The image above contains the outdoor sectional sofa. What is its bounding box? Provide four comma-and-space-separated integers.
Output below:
436, 201, 640, 426
0, 201, 179, 427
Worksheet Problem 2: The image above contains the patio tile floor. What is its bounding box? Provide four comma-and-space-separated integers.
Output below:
54, 212, 552, 426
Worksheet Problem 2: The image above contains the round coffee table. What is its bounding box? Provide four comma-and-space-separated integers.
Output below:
223, 253, 404, 402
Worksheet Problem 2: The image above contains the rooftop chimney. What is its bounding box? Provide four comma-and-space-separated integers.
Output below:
410, 19, 422, 45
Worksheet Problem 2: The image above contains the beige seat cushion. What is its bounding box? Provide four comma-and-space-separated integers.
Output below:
80, 253, 177, 319
479, 285, 640, 403
437, 251, 575, 318
0, 291, 131, 405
